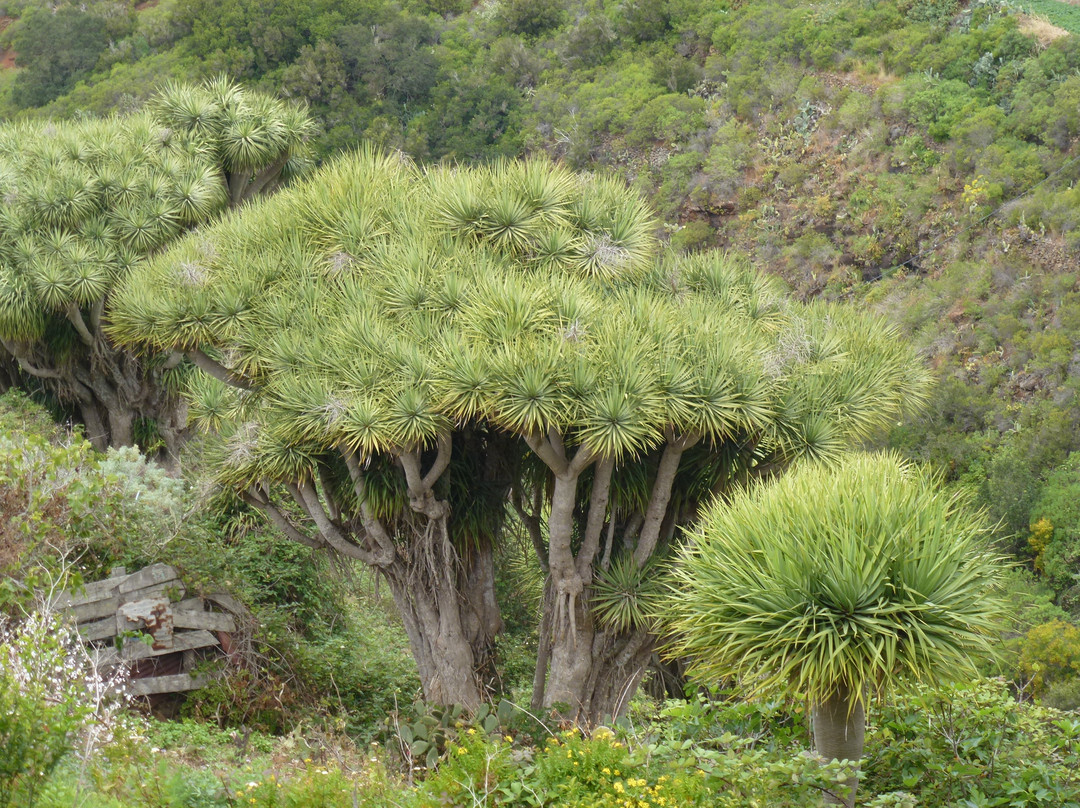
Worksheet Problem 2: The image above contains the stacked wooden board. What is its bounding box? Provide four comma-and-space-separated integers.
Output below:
53, 563, 242, 696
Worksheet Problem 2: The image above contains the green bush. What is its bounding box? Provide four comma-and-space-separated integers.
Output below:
1019, 620, 1080, 696
862, 679, 1080, 806
0, 612, 119, 808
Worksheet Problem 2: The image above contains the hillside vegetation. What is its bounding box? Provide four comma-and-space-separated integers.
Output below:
2, 0, 1080, 806
3, 1, 1080, 584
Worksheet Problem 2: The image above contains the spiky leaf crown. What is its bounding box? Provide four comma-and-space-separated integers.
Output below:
109, 148, 930, 490
0, 80, 313, 344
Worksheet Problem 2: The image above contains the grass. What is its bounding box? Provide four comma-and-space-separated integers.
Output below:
1014, 0, 1080, 35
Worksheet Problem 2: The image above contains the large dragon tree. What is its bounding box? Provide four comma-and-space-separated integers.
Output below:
0, 79, 313, 455
108, 148, 930, 719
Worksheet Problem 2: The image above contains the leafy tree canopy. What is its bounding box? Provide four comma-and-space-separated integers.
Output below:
0, 78, 314, 453
664, 451, 1005, 702
111, 149, 926, 472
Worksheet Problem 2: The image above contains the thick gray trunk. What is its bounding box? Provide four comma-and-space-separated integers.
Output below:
540, 588, 655, 725
107, 407, 135, 449
385, 563, 484, 710
813, 684, 865, 808
79, 399, 109, 452
459, 536, 504, 691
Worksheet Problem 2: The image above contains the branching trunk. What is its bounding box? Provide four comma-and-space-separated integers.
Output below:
531, 432, 701, 725
0, 315, 190, 460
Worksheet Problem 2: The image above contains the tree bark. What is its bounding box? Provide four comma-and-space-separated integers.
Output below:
379, 518, 488, 710
813, 684, 865, 808
541, 596, 656, 724
532, 435, 699, 725
458, 535, 505, 693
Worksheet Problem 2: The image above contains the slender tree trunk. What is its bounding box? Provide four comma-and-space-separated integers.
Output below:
812, 684, 865, 808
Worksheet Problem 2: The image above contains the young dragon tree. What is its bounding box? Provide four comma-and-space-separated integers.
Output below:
0, 78, 313, 456
108, 148, 930, 718
662, 452, 1005, 807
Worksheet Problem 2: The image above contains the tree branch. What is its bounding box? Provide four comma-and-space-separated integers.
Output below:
576, 455, 614, 579
633, 432, 701, 567
186, 348, 253, 390
64, 304, 96, 346
316, 462, 342, 522
242, 152, 290, 203
240, 488, 322, 549
398, 448, 424, 497
341, 448, 397, 565
285, 481, 315, 521
524, 431, 569, 476
568, 442, 597, 476
421, 432, 452, 490
600, 517, 616, 571
163, 351, 186, 371
297, 479, 377, 564
90, 297, 105, 334
511, 485, 547, 572
0, 338, 62, 380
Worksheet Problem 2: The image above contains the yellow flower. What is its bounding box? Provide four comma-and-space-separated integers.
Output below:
602, 768, 612, 775
456, 746, 469, 755
504, 735, 514, 742
613, 781, 625, 793
466, 728, 476, 735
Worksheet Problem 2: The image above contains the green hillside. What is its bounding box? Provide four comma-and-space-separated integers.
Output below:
3, 1, 1080, 806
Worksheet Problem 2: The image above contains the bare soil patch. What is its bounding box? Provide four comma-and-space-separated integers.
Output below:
1017, 13, 1071, 46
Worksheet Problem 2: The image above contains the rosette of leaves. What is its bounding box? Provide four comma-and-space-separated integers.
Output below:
0, 79, 313, 455
591, 554, 666, 634
662, 452, 1006, 807
109, 147, 931, 717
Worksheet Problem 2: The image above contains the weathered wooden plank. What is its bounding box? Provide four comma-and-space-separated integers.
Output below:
118, 598, 174, 649
118, 563, 178, 594
54, 576, 125, 609
70, 596, 120, 623
204, 590, 246, 616
120, 629, 217, 661
128, 673, 212, 696
77, 616, 117, 641
125, 580, 186, 603
173, 610, 235, 633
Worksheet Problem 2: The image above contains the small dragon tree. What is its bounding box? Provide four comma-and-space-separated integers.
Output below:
0, 78, 313, 455
662, 452, 1006, 807
108, 147, 931, 717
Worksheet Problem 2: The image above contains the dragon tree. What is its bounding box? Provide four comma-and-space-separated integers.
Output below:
108, 148, 930, 720
0, 78, 313, 455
